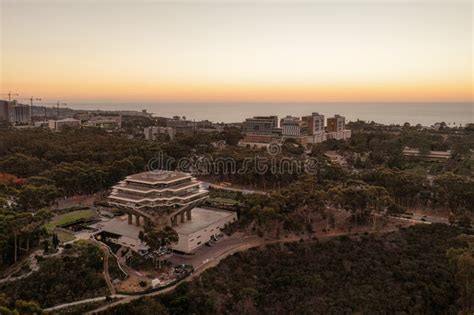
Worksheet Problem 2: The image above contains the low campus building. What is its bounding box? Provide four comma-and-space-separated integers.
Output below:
94, 207, 236, 254
48, 118, 81, 130
324, 151, 347, 167
144, 126, 176, 140
84, 115, 122, 129
173, 207, 237, 253
402, 147, 452, 161
326, 129, 352, 140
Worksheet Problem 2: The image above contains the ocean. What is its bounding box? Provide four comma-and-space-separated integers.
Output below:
67, 102, 473, 126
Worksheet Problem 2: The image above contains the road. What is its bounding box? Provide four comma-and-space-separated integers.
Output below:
0, 248, 64, 284
412, 214, 449, 224
167, 233, 260, 268
91, 239, 116, 295
43, 295, 129, 313
201, 181, 268, 195
389, 214, 449, 225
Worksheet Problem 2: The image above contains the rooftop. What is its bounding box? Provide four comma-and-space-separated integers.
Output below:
109, 190, 208, 203
91, 215, 141, 240
116, 180, 199, 193
91, 207, 235, 239
50, 118, 81, 123
173, 207, 235, 235
126, 171, 192, 184
402, 148, 452, 159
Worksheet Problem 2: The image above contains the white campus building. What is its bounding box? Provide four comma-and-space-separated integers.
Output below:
144, 126, 176, 141
48, 118, 81, 130
173, 207, 237, 253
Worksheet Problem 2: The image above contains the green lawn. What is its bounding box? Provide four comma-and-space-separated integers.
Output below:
44, 209, 96, 232
55, 229, 76, 243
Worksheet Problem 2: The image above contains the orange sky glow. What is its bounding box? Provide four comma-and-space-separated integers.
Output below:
1, 0, 472, 103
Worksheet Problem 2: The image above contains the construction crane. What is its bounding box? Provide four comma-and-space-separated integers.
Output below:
18, 96, 42, 107
28, 97, 42, 108
40, 101, 67, 118
0, 92, 19, 101
55, 101, 67, 117
17, 97, 42, 119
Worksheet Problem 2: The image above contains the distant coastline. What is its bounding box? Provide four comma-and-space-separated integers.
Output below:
60, 102, 473, 126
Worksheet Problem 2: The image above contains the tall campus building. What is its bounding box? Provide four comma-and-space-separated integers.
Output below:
106, 171, 237, 253
302, 112, 326, 143
240, 115, 281, 145
108, 171, 208, 227
0, 100, 31, 124
279, 116, 308, 144
280, 116, 306, 137
302, 112, 325, 135
327, 114, 345, 132
242, 115, 279, 134
239, 112, 351, 146
326, 114, 351, 140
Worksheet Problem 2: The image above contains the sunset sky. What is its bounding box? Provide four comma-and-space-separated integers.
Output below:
0, 0, 472, 103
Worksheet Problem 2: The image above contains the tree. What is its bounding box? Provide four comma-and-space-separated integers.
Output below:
14, 300, 42, 315
126, 297, 167, 314
139, 221, 178, 269
329, 183, 391, 226
52, 233, 60, 249
0, 209, 51, 264
434, 173, 474, 213
0, 154, 45, 178
43, 239, 50, 253
16, 184, 60, 211
447, 235, 474, 314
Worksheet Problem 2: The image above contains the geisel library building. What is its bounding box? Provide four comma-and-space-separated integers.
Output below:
106, 171, 237, 253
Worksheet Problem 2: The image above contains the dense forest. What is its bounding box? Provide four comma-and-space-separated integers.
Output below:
0, 126, 472, 267
0, 123, 472, 199
0, 242, 107, 311
0, 123, 472, 313
223, 170, 473, 239
103, 224, 473, 314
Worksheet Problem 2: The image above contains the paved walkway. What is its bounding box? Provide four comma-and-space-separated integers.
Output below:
43, 295, 129, 312
0, 248, 63, 284
90, 240, 116, 295
202, 181, 268, 195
